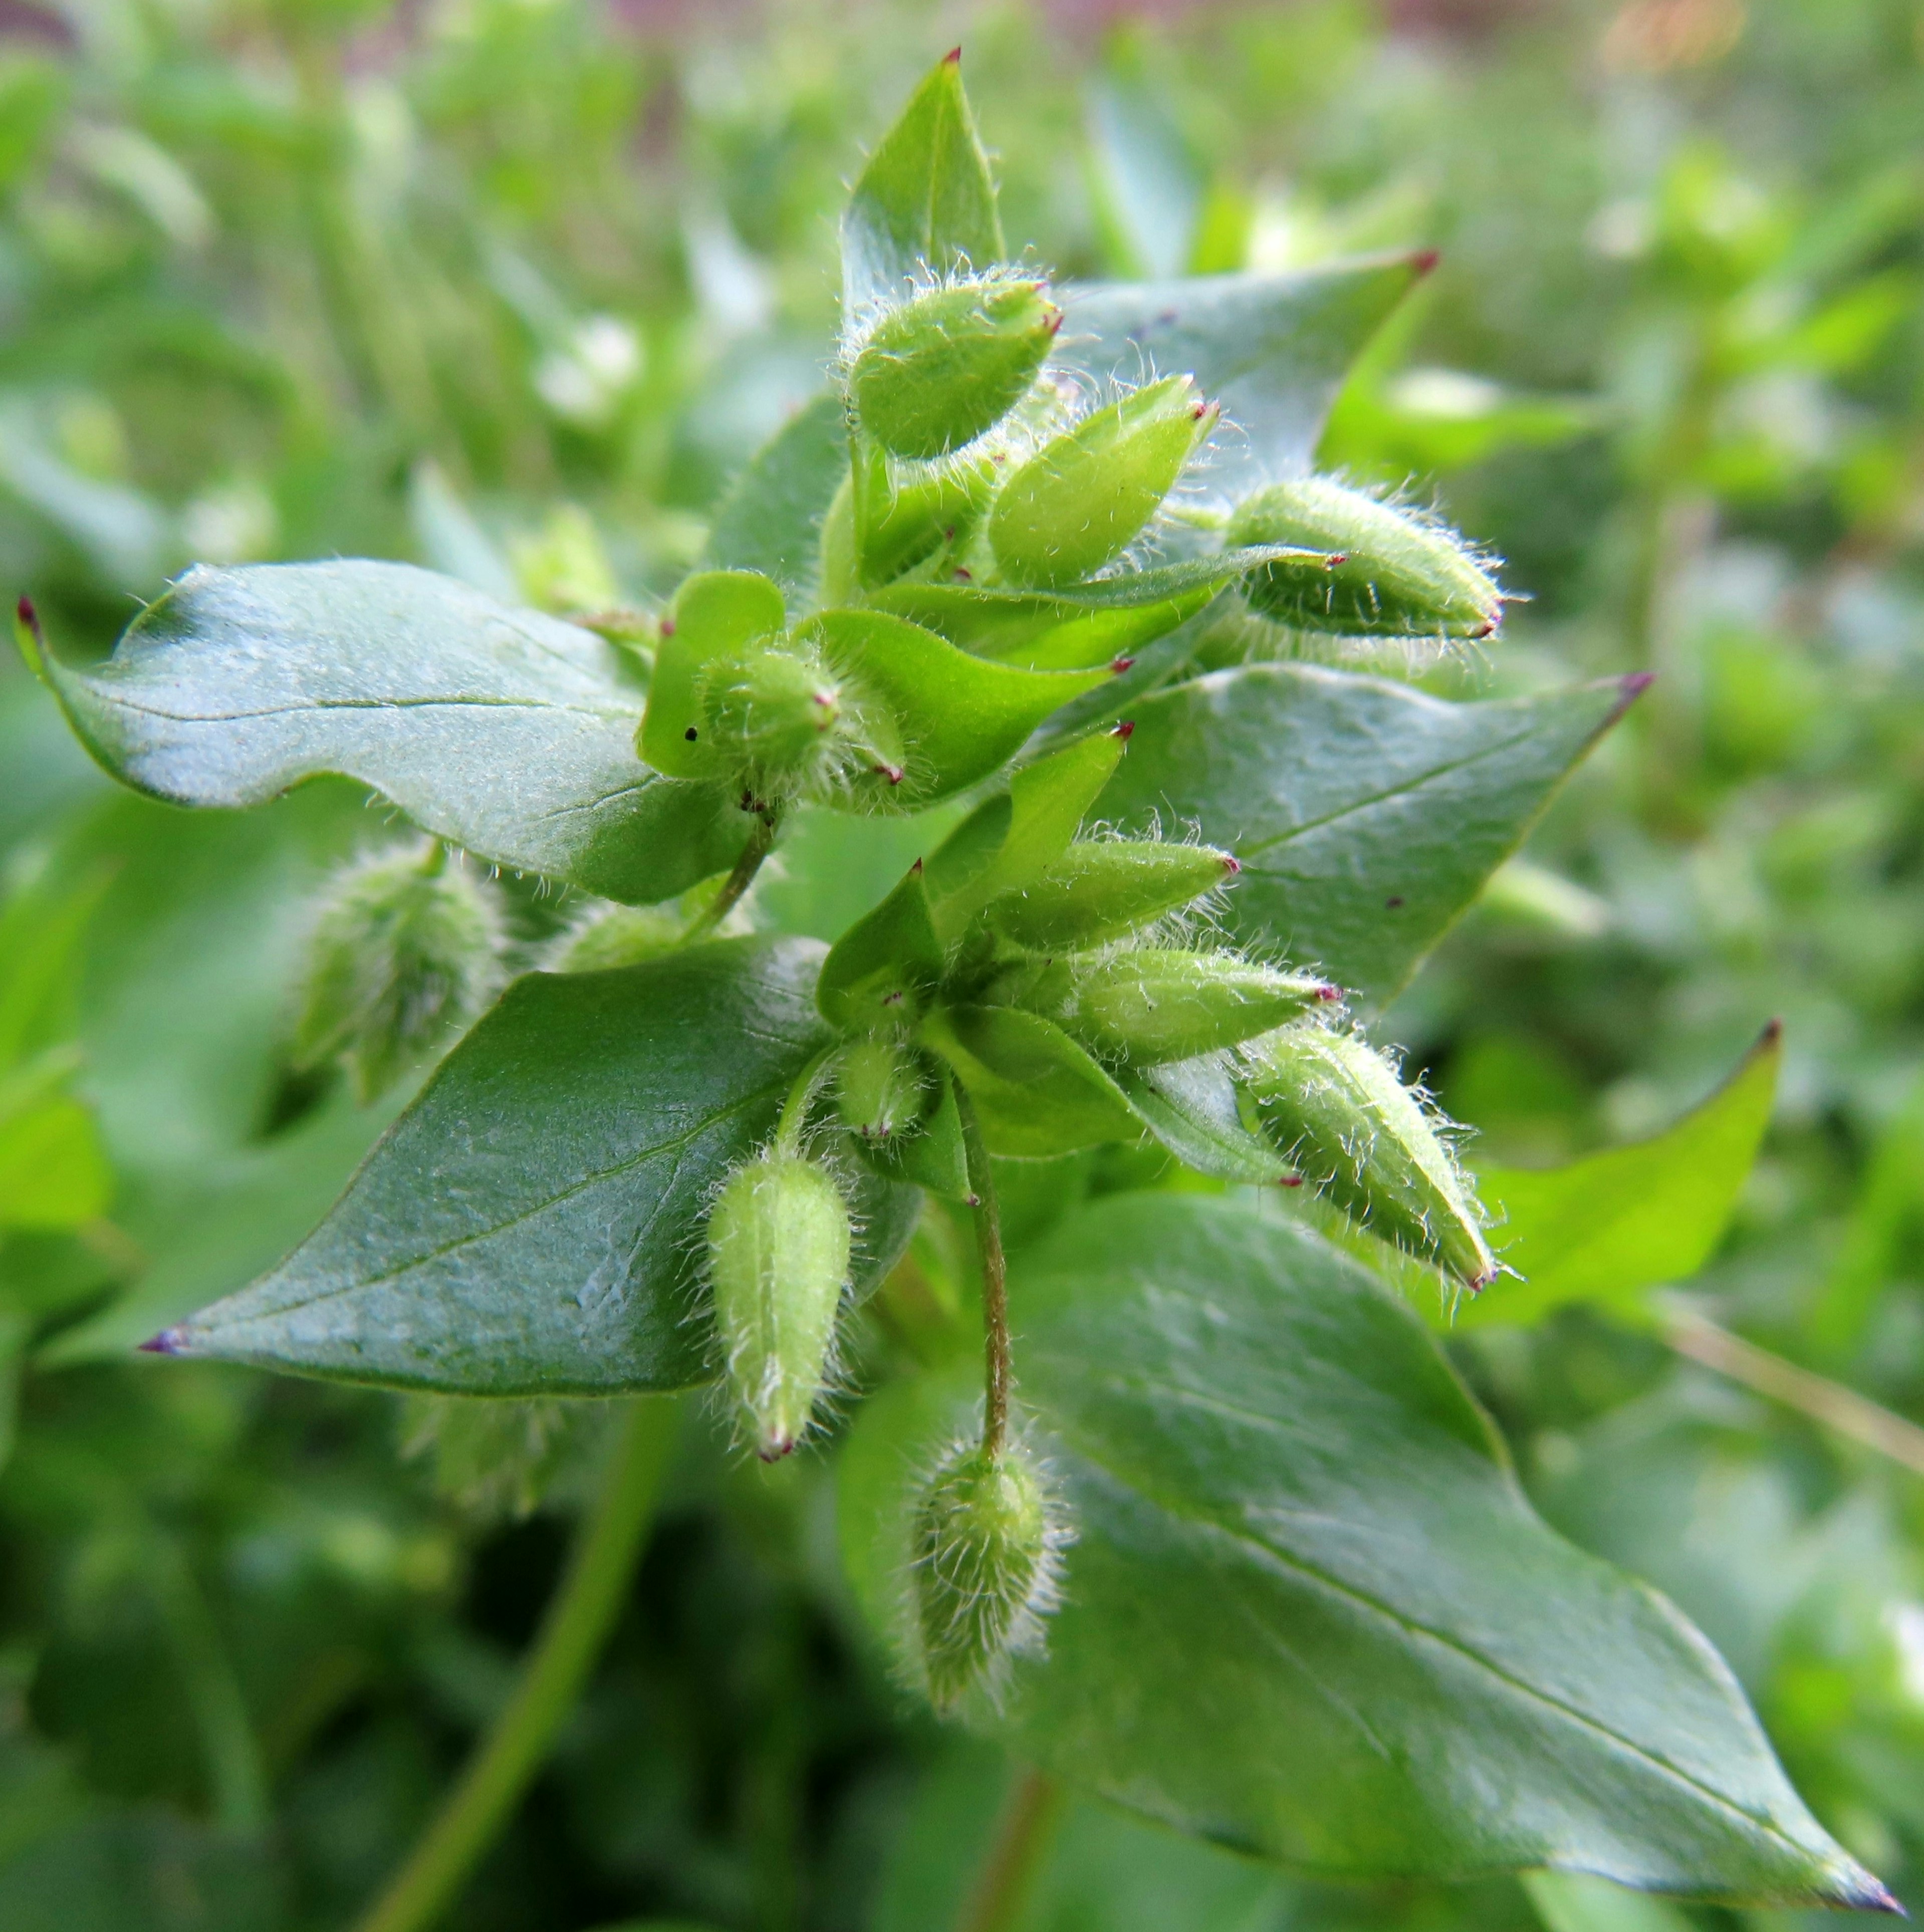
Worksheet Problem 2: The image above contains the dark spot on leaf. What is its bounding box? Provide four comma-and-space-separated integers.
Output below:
1385, 895, 1404, 909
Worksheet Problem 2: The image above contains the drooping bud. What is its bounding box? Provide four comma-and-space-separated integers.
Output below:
290, 842, 507, 1105
988, 375, 1217, 590
1017, 948, 1338, 1063
706, 1151, 852, 1460
911, 1439, 1058, 1710
851, 279, 1060, 461
1228, 478, 1502, 641
695, 635, 857, 802
835, 1036, 930, 1141
982, 839, 1238, 953
1240, 1020, 1495, 1287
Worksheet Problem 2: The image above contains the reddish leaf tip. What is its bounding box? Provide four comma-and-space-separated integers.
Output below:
1314, 983, 1342, 1003
1324, 553, 1348, 569
1110, 656, 1135, 673
1619, 670, 1656, 696
1278, 1174, 1304, 1188
944, 45, 961, 63
15, 593, 36, 628
1222, 854, 1242, 875
911, 856, 924, 873
659, 618, 675, 637
1411, 248, 1441, 277
138, 1327, 184, 1356
874, 763, 905, 785
1758, 1016, 1784, 1048
1112, 720, 1135, 741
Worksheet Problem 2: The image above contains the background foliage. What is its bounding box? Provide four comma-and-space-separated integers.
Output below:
4, 0, 1924, 1927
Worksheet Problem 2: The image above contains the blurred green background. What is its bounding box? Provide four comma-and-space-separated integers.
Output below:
4, 0, 1924, 1926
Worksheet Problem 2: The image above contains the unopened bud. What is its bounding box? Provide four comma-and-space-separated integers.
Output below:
706, 1152, 852, 1460
988, 376, 1216, 590
1241, 1021, 1495, 1287
1020, 949, 1338, 1063
835, 1036, 931, 1140
291, 843, 506, 1105
1228, 478, 1502, 640
697, 637, 846, 799
911, 1440, 1058, 1710
852, 279, 1060, 461
546, 902, 685, 973
983, 839, 1238, 953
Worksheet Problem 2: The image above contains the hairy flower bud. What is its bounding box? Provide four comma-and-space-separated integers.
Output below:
911, 1439, 1058, 1710
1016, 948, 1338, 1063
988, 375, 1217, 590
835, 1036, 930, 1141
706, 1152, 852, 1460
983, 839, 1238, 953
1241, 1021, 1495, 1287
852, 279, 1060, 461
820, 453, 998, 599
696, 636, 854, 801
1228, 478, 1502, 640
291, 843, 506, 1105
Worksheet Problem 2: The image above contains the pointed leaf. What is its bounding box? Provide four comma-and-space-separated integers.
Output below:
703, 393, 847, 599
842, 53, 1004, 312
1123, 1054, 1294, 1185
920, 1006, 1141, 1157
1054, 254, 1427, 499
150, 939, 918, 1394
818, 863, 945, 1030
839, 1194, 1891, 1909
808, 610, 1105, 812
1098, 663, 1645, 1002
19, 564, 748, 906
1462, 1025, 1781, 1330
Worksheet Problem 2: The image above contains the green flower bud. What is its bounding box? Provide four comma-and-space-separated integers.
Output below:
852, 279, 1061, 461
988, 375, 1217, 590
835, 1036, 931, 1141
1227, 478, 1502, 641
1241, 1021, 1495, 1287
911, 1439, 1059, 1710
982, 839, 1239, 953
821, 453, 999, 601
706, 1151, 853, 1461
545, 902, 685, 973
291, 842, 506, 1105
1016, 948, 1339, 1063
698, 638, 842, 789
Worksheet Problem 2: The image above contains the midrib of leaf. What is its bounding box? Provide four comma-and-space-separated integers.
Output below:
74, 691, 638, 725
1040, 1380, 1818, 1868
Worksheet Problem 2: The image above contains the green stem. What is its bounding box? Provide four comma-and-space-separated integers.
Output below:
951, 1078, 1010, 1462
681, 809, 780, 944
354, 1397, 680, 1932
774, 1044, 840, 1157
955, 1767, 1065, 1932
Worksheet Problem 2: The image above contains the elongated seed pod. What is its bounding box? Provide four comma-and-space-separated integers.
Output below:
1241, 1021, 1495, 1287
1228, 478, 1502, 640
852, 280, 1060, 460
983, 840, 1238, 953
988, 376, 1217, 590
836, 1036, 931, 1140
291, 843, 506, 1105
1016, 949, 1338, 1062
912, 1440, 1057, 1709
707, 1152, 852, 1460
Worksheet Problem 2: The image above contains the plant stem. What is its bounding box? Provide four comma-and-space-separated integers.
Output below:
1656, 1300, 1924, 1478
952, 1078, 1010, 1462
955, 1767, 1065, 1932
774, 1044, 839, 1157
681, 809, 780, 943
354, 1396, 680, 1932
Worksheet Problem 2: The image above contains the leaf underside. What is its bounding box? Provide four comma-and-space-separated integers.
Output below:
1098, 663, 1643, 1003
26, 561, 748, 905
838, 1194, 1887, 1908
155, 939, 918, 1394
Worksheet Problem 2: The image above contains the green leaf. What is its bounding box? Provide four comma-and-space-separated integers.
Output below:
841, 52, 1004, 313
1461, 1026, 1781, 1330
19, 564, 750, 907
0, 1075, 110, 1230
1523, 1871, 1695, 1932
150, 938, 918, 1394
806, 610, 1106, 812
920, 1006, 1140, 1157
817, 863, 945, 1030
702, 393, 848, 601
1055, 255, 1427, 499
839, 1193, 1890, 1908
639, 569, 789, 780
1098, 663, 1644, 1002
867, 548, 1318, 669
1122, 1054, 1293, 1185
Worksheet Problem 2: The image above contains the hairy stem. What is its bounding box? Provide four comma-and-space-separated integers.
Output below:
354, 1397, 680, 1932
682, 809, 780, 943
774, 1044, 840, 1158
952, 1078, 1010, 1461
1657, 1300, 1924, 1477
955, 1767, 1065, 1932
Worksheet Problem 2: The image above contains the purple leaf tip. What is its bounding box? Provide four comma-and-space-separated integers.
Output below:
138, 1326, 185, 1355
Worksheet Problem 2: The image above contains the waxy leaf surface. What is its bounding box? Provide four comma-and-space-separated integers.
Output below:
703, 392, 848, 600
840, 1194, 1889, 1908
21, 562, 748, 905
153, 939, 917, 1394
1099, 663, 1642, 1001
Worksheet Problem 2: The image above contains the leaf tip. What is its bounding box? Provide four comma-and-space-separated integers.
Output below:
13, 592, 43, 671
1411, 248, 1441, 278
1757, 1015, 1784, 1052
944, 45, 962, 64
138, 1326, 186, 1356
1112, 719, 1134, 741
1110, 656, 1135, 673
